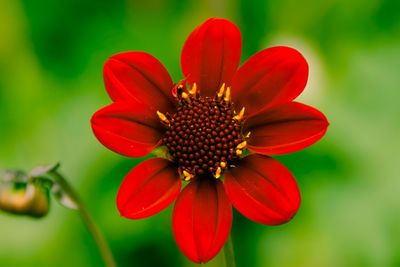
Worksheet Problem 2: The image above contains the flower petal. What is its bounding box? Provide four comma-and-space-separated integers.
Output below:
91, 102, 163, 157
117, 158, 181, 219
172, 178, 232, 263
224, 154, 300, 225
104, 51, 175, 112
244, 102, 329, 155
231, 46, 308, 116
181, 18, 242, 97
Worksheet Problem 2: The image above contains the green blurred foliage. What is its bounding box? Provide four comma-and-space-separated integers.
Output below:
0, 0, 399, 266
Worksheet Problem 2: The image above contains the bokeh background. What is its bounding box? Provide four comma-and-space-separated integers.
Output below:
1, 0, 399, 266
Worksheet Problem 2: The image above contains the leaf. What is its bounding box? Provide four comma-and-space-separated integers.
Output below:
29, 163, 60, 178
51, 183, 78, 210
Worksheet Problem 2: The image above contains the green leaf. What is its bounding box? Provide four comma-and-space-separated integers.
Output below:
51, 182, 78, 210
29, 163, 60, 178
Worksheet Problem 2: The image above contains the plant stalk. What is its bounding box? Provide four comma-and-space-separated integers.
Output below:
50, 171, 117, 267
223, 234, 236, 267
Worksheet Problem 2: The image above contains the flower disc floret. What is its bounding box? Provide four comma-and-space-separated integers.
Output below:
161, 86, 246, 179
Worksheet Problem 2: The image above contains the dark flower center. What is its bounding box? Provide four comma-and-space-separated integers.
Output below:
159, 84, 247, 180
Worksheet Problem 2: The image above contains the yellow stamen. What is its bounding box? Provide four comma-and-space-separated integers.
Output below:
220, 161, 227, 168
236, 141, 247, 150
214, 167, 222, 179
156, 111, 169, 124
245, 132, 251, 138
224, 86, 231, 103
183, 170, 193, 181
181, 92, 190, 102
189, 83, 197, 96
236, 149, 243, 156
217, 83, 225, 98
233, 107, 245, 121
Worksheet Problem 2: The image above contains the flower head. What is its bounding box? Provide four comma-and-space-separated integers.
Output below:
91, 18, 329, 263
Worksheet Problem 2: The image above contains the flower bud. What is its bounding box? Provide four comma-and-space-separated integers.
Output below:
0, 176, 50, 218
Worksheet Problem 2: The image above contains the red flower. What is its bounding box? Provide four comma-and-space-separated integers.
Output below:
91, 18, 329, 263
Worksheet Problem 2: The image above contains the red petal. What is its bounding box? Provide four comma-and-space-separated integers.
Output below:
231, 46, 308, 116
117, 158, 181, 219
181, 18, 242, 97
104, 52, 175, 112
224, 154, 300, 225
91, 102, 163, 157
245, 102, 329, 155
172, 178, 232, 263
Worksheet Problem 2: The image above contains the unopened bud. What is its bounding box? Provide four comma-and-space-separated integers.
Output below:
0, 173, 50, 218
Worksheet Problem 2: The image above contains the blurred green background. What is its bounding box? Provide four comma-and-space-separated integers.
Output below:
0, 0, 399, 266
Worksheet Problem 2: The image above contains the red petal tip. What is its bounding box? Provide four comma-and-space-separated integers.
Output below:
224, 154, 301, 225
172, 178, 232, 263
116, 158, 181, 219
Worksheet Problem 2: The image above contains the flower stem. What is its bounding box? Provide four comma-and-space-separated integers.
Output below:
223, 234, 236, 267
50, 171, 117, 267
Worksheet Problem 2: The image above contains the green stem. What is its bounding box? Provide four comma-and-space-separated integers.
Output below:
223, 234, 236, 267
50, 171, 117, 267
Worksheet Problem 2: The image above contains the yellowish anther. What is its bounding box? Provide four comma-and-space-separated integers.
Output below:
224, 86, 231, 103
236, 149, 243, 156
189, 83, 197, 96
236, 140, 247, 150
156, 111, 169, 124
183, 170, 193, 181
233, 107, 245, 121
245, 132, 251, 138
220, 161, 227, 168
214, 167, 222, 179
217, 83, 225, 98
181, 92, 191, 102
